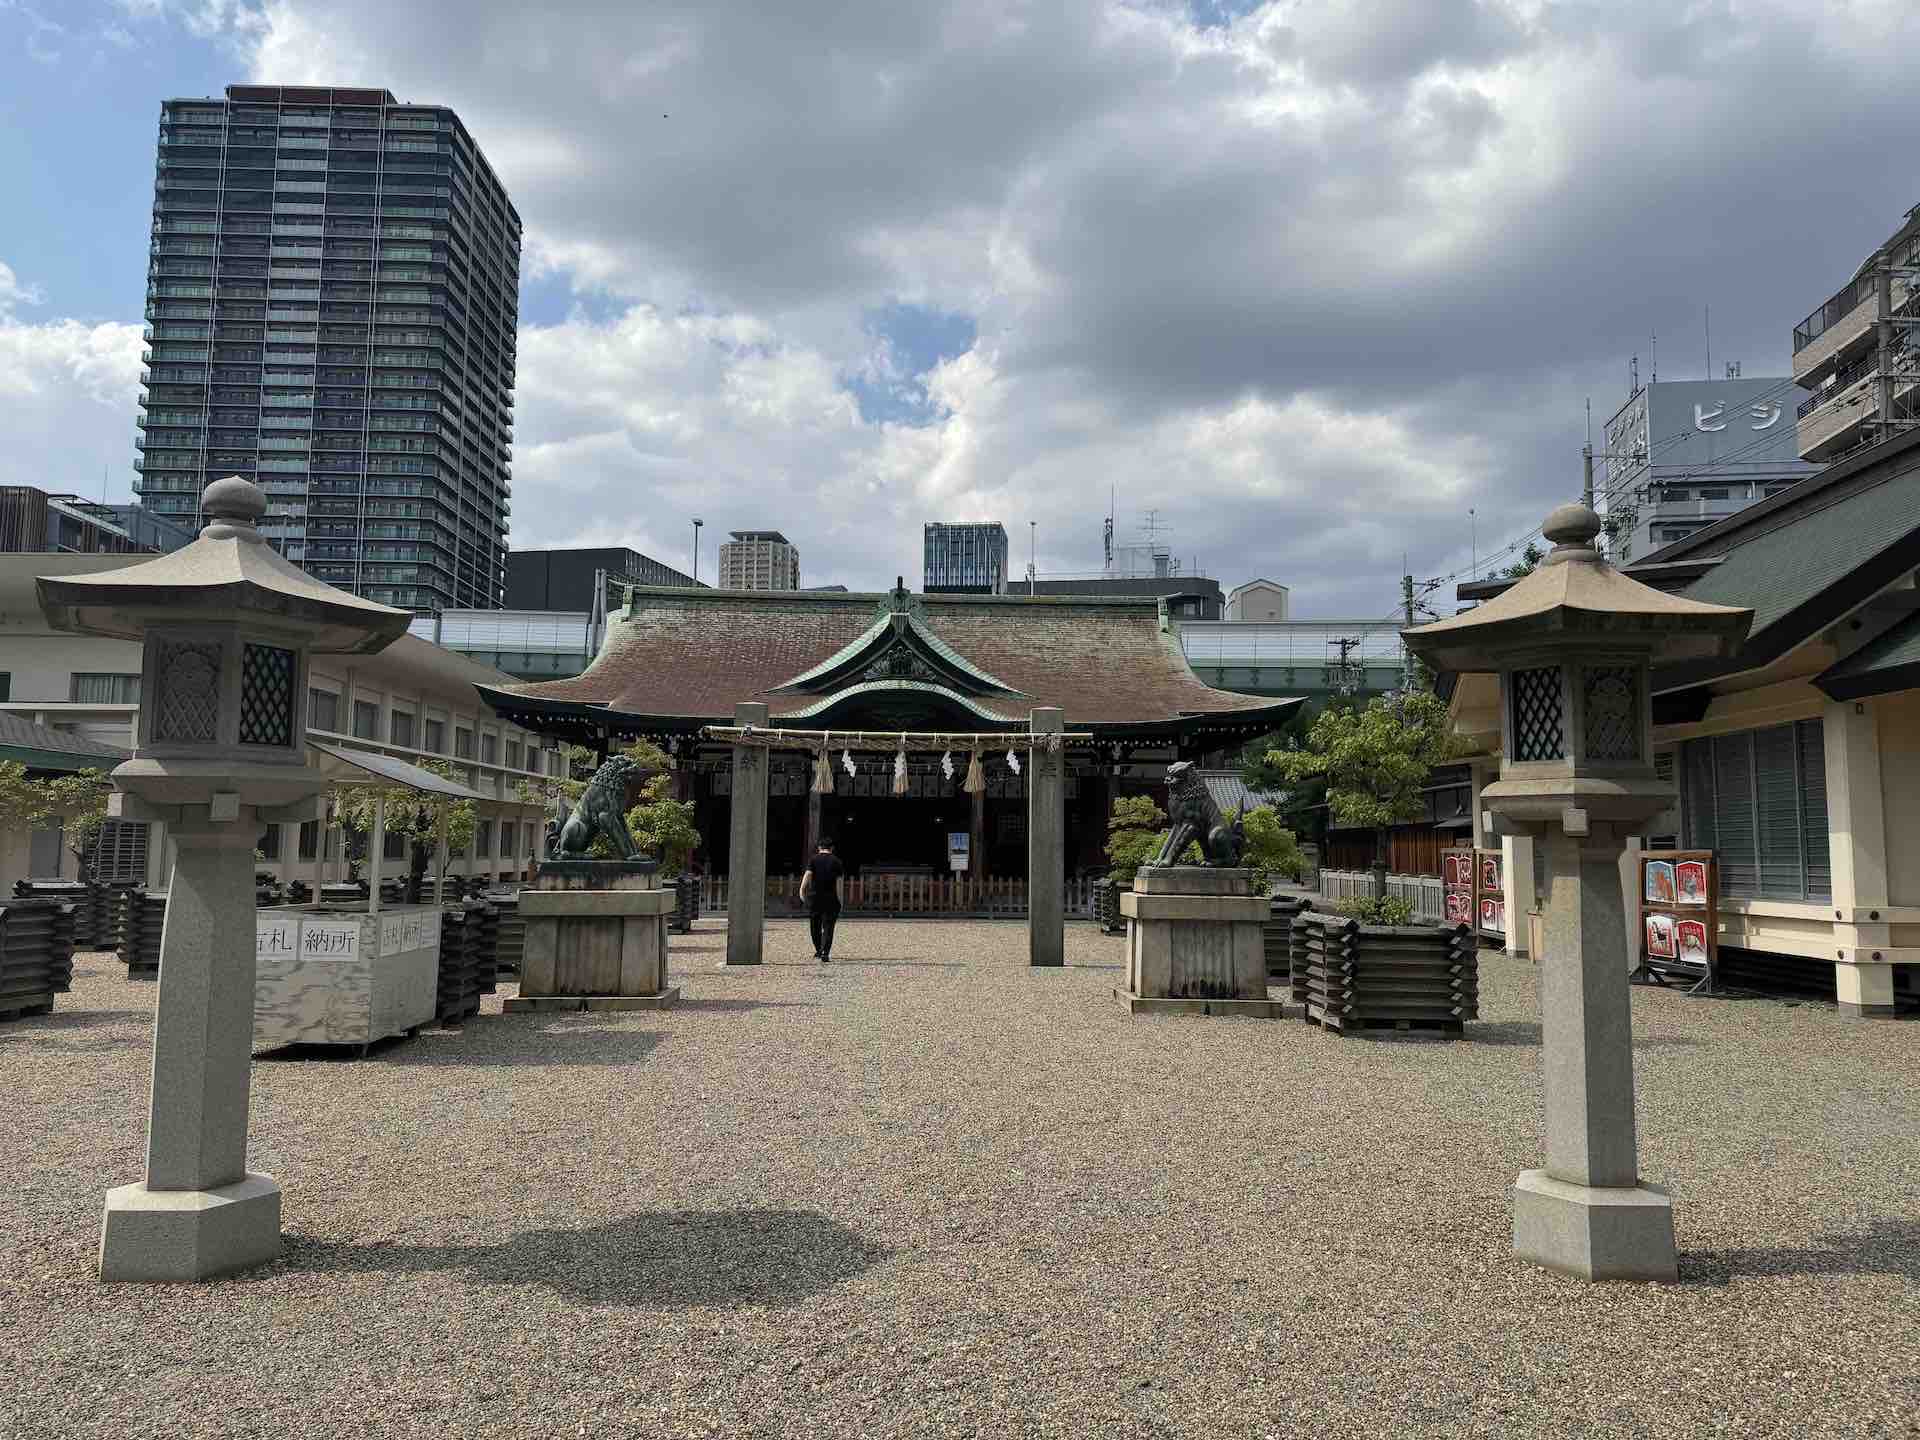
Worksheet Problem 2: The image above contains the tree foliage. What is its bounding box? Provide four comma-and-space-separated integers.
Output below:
626, 771, 700, 876
1104, 794, 1167, 883
1264, 690, 1462, 834
0, 763, 112, 873
1240, 804, 1304, 893
1334, 895, 1416, 926
1501, 541, 1545, 579
331, 757, 476, 885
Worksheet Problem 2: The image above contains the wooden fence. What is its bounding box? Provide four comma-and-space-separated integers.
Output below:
696, 873, 1103, 919
1318, 869, 1447, 925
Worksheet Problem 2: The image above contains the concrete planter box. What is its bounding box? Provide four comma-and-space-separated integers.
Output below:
1292, 913, 1478, 1036
252, 903, 441, 1053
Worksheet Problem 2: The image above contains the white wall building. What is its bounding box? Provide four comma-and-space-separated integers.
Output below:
0, 554, 558, 894
1226, 579, 1289, 622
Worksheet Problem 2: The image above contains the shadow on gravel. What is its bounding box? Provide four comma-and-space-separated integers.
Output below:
816, 958, 965, 970
673, 997, 820, 1013
1466, 1021, 1705, 1050
0, 1009, 150, 1052
275, 1208, 887, 1307
1681, 1220, 1920, 1286
258, 1027, 669, 1068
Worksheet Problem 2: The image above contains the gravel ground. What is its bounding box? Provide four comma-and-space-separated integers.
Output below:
2, 920, 1917, 1440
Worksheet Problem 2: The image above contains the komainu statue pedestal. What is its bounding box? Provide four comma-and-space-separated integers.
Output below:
504, 860, 678, 1012
1117, 866, 1279, 1017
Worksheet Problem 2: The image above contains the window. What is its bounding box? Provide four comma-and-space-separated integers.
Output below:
527, 749, 543, 775
0, 672, 10, 702
480, 733, 497, 764
1681, 720, 1830, 901
390, 710, 415, 747
309, 688, 339, 731
71, 673, 141, 704
1664, 487, 1690, 502
505, 739, 521, 769
383, 830, 406, 861
525, 822, 536, 858
1698, 488, 1728, 501
298, 819, 319, 860
89, 819, 150, 883
454, 726, 473, 758
423, 717, 445, 753
475, 819, 492, 858
500, 823, 515, 858
352, 699, 379, 739
257, 824, 282, 860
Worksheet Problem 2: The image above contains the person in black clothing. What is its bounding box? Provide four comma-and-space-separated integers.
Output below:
799, 838, 844, 962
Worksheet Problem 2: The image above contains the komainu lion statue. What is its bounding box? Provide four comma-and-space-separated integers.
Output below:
557, 755, 644, 860
1149, 760, 1245, 868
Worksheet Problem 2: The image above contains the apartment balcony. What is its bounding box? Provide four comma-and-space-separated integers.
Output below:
1797, 365, 1880, 460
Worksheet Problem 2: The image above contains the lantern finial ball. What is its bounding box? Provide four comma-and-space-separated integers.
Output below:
1542, 501, 1602, 563
201, 475, 266, 528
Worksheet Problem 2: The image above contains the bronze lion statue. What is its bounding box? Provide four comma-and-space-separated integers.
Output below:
1149, 760, 1244, 868
557, 755, 644, 860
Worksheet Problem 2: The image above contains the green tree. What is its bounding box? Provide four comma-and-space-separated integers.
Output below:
1239, 804, 1304, 894
1266, 689, 1462, 902
1501, 541, 1545, 579
1104, 794, 1167, 885
333, 758, 476, 897
39, 768, 111, 877
626, 771, 700, 876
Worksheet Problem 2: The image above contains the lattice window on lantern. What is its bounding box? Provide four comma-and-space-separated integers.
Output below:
1583, 665, 1641, 761
153, 639, 222, 743
1510, 665, 1565, 761
239, 643, 296, 747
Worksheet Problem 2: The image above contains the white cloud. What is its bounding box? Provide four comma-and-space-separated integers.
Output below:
0, 262, 145, 497
25, 0, 1920, 608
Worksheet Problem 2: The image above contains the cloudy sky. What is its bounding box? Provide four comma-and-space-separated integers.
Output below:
2, 0, 1915, 615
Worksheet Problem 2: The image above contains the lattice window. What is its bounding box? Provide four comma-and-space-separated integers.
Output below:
1582, 665, 1641, 761
1509, 666, 1564, 761
239, 643, 296, 747
153, 639, 222, 742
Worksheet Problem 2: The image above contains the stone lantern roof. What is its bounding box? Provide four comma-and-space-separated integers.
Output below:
1403, 503, 1752, 673
35, 476, 409, 655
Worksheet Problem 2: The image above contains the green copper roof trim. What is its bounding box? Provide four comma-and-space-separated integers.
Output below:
769, 610, 1024, 698
780, 680, 1022, 723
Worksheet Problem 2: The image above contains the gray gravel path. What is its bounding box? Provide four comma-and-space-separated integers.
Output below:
2, 921, 1916, 1439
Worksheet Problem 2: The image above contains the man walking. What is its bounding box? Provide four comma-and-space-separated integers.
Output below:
798, 837, 844, 962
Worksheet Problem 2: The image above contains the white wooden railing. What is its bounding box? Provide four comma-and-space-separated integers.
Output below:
1318, 869, 1446, 925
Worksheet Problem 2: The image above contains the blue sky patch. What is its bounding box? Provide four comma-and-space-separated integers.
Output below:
846, 303, 976, 425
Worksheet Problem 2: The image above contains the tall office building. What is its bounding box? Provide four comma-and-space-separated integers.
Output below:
136, 84, 521, 612
717, 531, 800, 590
923, 521, 1008, 594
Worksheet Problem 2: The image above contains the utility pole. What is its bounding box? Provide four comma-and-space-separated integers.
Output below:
691, 517, 703, 586
1401, 571, 1417, 692
1582, 443, 1594, 509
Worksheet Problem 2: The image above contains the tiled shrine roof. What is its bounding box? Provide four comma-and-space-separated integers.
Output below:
481, 586, 1299, 737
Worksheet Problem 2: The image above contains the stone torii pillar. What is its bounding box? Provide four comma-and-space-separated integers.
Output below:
725, 702, 769, 967
1028, 707, 1065, 967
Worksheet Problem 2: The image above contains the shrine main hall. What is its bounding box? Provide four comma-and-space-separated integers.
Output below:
479, 581, 1299, 881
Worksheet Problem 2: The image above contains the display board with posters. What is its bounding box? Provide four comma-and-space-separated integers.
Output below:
1442, 846, 1475, 927
1637, 849, 1719, 994
1442, 845, 1506, 942
1474, 847, 1506, 941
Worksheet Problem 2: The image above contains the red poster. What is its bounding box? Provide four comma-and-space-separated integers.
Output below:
1480, 856, 1501, 892
1645, 914, 1676, 959
1676, 861, 1707, 905
1676, 919, 1708, 966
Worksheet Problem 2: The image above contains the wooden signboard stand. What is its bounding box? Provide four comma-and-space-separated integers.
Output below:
1442, 846, 1507, 948
1635, 849, 1721, 997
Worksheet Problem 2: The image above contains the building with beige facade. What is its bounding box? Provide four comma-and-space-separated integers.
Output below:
717, 530, 800, 591
1792, 201, 1920, 464
0, 553, 557, 894
1444, 428, 1920, 1016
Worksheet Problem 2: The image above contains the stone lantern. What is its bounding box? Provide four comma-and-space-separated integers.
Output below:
38, 476, 409, 1282
1403, 502, 1750, 1282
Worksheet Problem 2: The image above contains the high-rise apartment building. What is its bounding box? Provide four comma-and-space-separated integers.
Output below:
1792, 201, 1920, 465
135, 84, 520, 612
717, 531, 800, 590
923, 521, 1008, 594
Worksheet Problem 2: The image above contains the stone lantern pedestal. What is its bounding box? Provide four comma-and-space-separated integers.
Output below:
38, 477, 410, 1282
1404, 502, 1751, 1283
